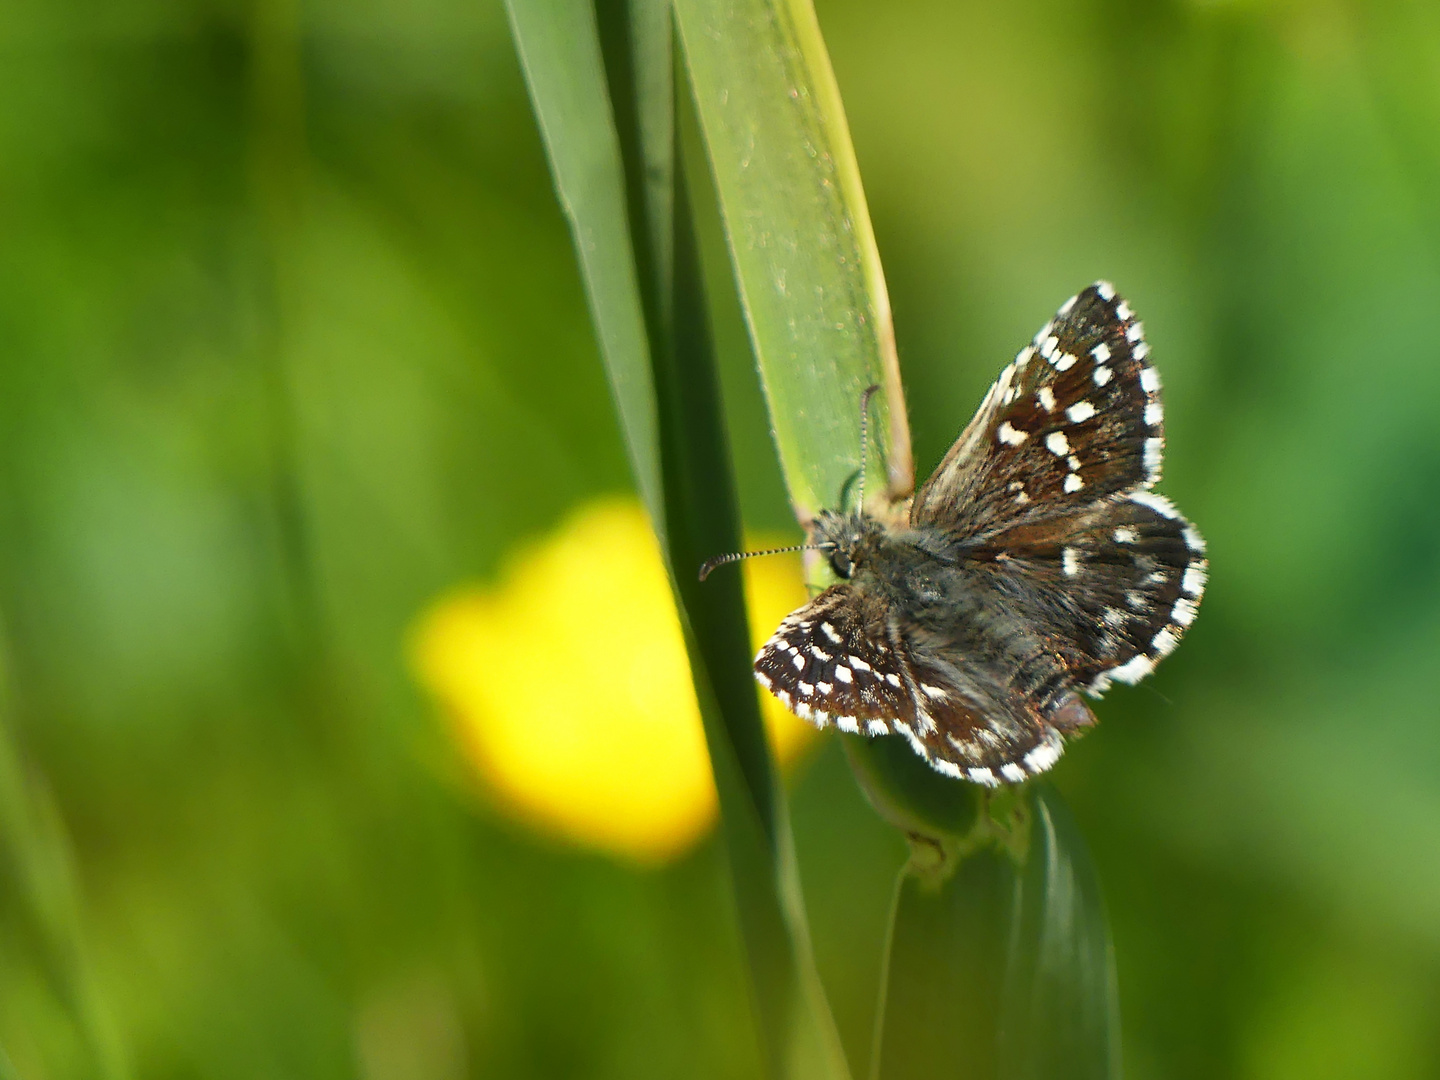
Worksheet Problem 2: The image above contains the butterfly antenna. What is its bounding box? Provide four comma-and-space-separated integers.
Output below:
698, 544, 826, 582
856, 384, 880, 512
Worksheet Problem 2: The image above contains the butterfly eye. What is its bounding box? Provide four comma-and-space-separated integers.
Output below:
830, 549, 853, 578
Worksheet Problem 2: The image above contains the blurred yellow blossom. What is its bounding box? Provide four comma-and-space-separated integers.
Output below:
409, 497, 814, 864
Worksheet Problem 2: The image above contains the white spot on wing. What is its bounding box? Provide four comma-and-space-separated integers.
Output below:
968, 767, 1000, 787
1129, 490, 1179, 519
1110, 653, 1155, 684
1038, 386, 1056, 412
895, 721, 926, 758
1152, 627, 1180, 657
1182, 564, 1207, 596
1092, 364, 1112, 386
1000, 763, 1027, 783
1117, 300, 1133, 320
836, 716, 859, 733
1144, 402, 1163, 427
755, 671, 772, 688
1172, 597, 1199, 626
1062, 547, 1079, 576
1046, 431, 1070, 456
1144, 437, 1164, 474
834, 665, 853, 683
1054, 352, 1077, 372
1095, 281, 1116, 301
1063, 473, 1084, 493
866, 720, 888, 736
920, 684, 948, 700
1023, 736, 1063, 774
1113, 526, 1137, 543
1066, 400, 1096, 423
1126, 321, 1145, 343
1183, 525, 1207, 553
792, 653, 805, 670
997, 421, 1028, 446
1140, 367, 1161, 393
1091, 342, 1111, 363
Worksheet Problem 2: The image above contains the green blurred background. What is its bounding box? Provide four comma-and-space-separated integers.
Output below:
2, 0, 1440, 1077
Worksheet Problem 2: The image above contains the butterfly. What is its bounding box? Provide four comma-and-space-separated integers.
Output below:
712, 282, 1206, 786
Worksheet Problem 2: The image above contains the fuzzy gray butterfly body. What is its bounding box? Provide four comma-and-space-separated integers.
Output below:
753, 282, 1207, 786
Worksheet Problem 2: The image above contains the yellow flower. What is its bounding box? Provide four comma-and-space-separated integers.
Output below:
409, 497, 813, 864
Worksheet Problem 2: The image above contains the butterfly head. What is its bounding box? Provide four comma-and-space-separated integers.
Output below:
811, 508, 883, 581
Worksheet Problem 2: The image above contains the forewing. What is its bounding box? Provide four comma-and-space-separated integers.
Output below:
754, 584, 1077, 786
911, 282, 1163, 537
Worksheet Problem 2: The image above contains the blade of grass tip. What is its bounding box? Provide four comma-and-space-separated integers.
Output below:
507, 4, 849, 1076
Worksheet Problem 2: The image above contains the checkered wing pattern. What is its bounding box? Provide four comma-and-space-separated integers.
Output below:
744, 282, 1206, 786
753, 584, 1077, 785
912, 282, 1165, 538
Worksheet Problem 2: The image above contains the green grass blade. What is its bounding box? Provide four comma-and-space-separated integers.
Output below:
870, 786, 1120, 1080
674, 0, 911, 519
670, 7, 1121, 1074
506, 4, 849, 1076
504, 0, 664, 534
873, 845, 1015, 1080
998, 787, 1121, 1080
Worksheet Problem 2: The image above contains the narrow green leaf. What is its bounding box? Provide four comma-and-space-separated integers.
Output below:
504, 0, 663, 532
674, 0, 911, 520
873, 845, 1015, 1080
674, 0, 934, 834
998, 787, 1121, 1080
870, 787, 1120, 1080
673, 7, 1121, 1078
506, 4, 849, 1077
